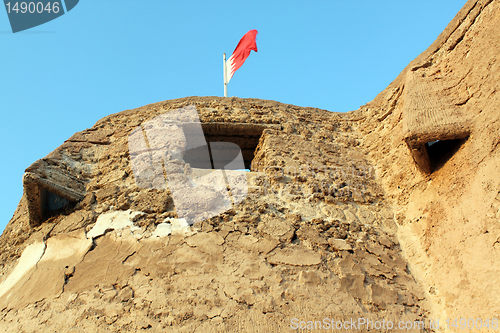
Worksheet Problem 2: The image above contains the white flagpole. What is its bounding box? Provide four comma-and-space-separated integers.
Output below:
223, 53, 228, 97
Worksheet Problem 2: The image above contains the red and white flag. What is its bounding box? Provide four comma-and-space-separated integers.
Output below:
225, 29, 258, 84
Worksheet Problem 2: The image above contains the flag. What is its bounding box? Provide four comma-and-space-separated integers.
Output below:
226, 29, 258, 83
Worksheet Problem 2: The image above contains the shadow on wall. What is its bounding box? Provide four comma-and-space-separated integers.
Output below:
425, 137, 468, 173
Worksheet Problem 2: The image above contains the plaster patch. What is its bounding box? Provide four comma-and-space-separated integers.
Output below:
169, 218, 195, 236
37, 235, 93, 268
86, 210, 143, 239
151, 218, 194, 238
0, 242, 46, 300
151, 223, 171, 238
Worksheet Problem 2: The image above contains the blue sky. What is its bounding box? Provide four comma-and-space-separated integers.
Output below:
0, 0, 465, 233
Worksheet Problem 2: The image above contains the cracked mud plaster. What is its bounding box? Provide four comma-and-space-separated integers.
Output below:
1, 1, 499, 329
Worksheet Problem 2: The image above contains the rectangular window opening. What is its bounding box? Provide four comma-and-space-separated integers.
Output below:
182, 123, 267, 171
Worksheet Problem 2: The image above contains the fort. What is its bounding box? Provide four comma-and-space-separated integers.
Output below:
0, 0, 499, 331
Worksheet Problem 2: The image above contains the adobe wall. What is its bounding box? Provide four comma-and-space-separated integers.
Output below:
356, 0, 500, 324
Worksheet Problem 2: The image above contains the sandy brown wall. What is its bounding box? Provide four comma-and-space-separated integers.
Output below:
356, 0, 500, 326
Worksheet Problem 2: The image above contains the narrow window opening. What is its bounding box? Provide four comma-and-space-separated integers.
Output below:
39, 188, 74, 221
425, 137, 467, 172
44, 190, 70, 211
